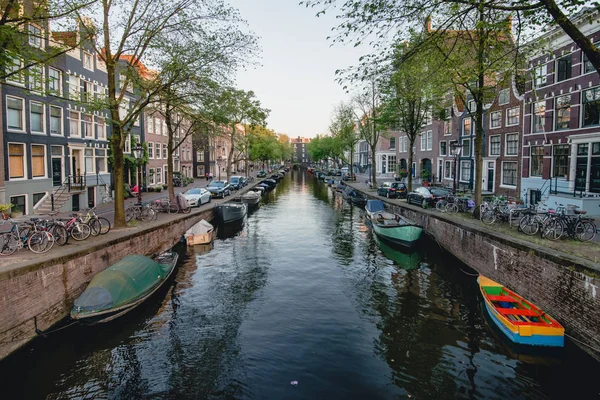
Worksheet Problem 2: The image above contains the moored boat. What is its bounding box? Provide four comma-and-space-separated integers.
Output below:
217, 202, 247, 224
184, 219, 214, 246
349, 192, 368, 207
71, 252, 179, 323
370, 212, 423, 248
478, 275, 564, 347
365, 199, 386, 220
240, 190, 260, 206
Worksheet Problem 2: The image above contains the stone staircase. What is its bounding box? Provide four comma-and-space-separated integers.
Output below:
33, 175, 86, 215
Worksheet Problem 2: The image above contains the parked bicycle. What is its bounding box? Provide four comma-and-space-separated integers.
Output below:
78, 207, 111, 236
57, 214, 92, 241
125, 202, 156, 222
0, 219, 54, 255
541, 204, 596, 242
517, 204, 554, 236
152, 198, 179, 214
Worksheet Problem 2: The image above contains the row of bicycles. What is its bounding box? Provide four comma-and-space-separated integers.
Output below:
125, 197, 191, 223
0, 207, 111, 255
478, 198, 597, 242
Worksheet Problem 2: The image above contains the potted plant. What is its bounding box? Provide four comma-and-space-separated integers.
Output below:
421, 169, 430, 185
0, 203, 13, 219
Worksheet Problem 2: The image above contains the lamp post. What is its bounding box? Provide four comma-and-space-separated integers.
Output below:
132, 145, 144, 203
217, 156, 223, 180
450, 142, 462, 194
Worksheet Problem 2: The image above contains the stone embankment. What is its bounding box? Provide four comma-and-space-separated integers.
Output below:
350, 182, 600, 359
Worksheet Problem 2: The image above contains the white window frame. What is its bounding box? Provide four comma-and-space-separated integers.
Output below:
124, 134, 131, 154
149, 168, 156, 185
460, 160, 471, 182
498, 89, 509, 106
505, 133, 519, 156
533, 64, 547, 88
83, 51, 94, 71
532, 101, 546, 133
156, 143, 162, 159
6, 96, 25, 132
8, 142, 27, 180
443, 120, 452, 136
50, 106, 63, 136
490, 111, 501, 129
489, 135, 501, 157
29, 101, 45, 134
96, 117, 106, 140
83, 114, 94, 138
506, 107, 520, 127
28, 24, 43, 48
69, 111, 81, 137
148, 142, 154, 159
162, 144, 167, 159
426, 130, 432, 151
29, 64, 44, 93
96, 149, 108, 173
6, 55, 24, 85
156, 167, 163, 185
85, 148, 95, 174
439, 141, 447, 156
48, 67, 62, 96
420, 132, 426, 151
463, 118, 472, 136
461, 138, 471, 157
68, 75, 80, 100
500, 161, 518, 188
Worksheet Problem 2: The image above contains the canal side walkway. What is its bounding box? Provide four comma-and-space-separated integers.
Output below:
345, 174, 600, 266
0, 177, 255, 274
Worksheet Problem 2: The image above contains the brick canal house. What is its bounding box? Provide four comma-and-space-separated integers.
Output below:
291, 136, 312, 167
3, 21, 112, 216
521, 12, 600, 213
374, 132, 397, 181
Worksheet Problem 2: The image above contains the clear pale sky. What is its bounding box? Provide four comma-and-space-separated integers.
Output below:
229, 0, 369, 139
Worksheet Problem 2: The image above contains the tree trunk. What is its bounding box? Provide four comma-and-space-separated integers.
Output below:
166, 109, 175, 202
473, 1, 485, 206
111, 131, 126, 228
370, 145, 377, 187
408, 136, 415, 192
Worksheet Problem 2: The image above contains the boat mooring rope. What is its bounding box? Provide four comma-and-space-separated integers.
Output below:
564, 333, 600, 354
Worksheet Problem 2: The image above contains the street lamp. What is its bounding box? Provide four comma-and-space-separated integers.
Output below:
132, 144, 144, 203
450, 142, 463, 194
217, 156, 223, 181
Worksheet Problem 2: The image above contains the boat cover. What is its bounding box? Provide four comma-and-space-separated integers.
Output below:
366, 200, 385, 213
185, 219, 214, 238
241, 191, 260, 199
73, 255, 167, 312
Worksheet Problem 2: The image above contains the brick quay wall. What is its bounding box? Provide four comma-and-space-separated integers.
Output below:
0, 208, 214, 361
384, 198, 600, 359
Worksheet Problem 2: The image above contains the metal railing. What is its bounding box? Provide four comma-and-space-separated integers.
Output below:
50, 175, 87, 211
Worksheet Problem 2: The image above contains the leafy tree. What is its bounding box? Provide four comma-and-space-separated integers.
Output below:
248, 125, 280, 168
209, 88, 270, 179
329, 102, 358, 178
73, 0, 246, 227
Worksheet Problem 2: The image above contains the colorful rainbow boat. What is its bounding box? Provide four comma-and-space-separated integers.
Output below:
478, 276, 564, 347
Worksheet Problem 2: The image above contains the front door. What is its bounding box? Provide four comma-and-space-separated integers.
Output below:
437, 159, 443, 183
52, 158, 62, 186
87, 187, 95, 208
72, 194, 80, 212
487, 162, 495, 192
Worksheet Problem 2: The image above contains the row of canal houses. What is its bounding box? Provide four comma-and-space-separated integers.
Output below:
0, 19, 232, 217
360, 11, 600, 216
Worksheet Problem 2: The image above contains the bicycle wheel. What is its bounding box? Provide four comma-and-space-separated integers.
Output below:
446, 203, 459, 214
141, 207, 156, 222
168, 202, 179, 214
28, 231, 53, 253
519, 215, 539, 236
71, 223, 91, 240
125, 207, 135, 223
97, 217, 111, 234
0, 232, 18, 255
181, 204, 191, 214
481, 208, 496, 225
576, 220, 596, 242
50, 225, 68, 246
542, 219, 563, 241
436, 200, 448, 212
88, 219, 102, 236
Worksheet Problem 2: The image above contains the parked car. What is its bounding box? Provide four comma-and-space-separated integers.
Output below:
406, 187, 452, 208
206, 180, 231, 198
229, 176, 244, 190
257, 170, 267, 178
183, 188, 211, 207
377, 181, 407, 199
239, 176, 248, 187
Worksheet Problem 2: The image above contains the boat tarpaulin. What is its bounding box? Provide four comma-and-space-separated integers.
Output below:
73, 255, 165, 312
185, 219, 214, 238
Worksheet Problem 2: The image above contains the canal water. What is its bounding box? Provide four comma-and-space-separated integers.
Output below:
1, 172, 599, 399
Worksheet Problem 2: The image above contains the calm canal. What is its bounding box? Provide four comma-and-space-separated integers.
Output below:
1, 172, 599, 399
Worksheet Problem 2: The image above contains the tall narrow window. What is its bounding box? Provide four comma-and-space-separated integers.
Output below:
489, 136, 500, 156
9, 143, 25, 179
96, 149, 107, 173
83, 52, 93, 70
462, 139, 471, 157
443, 120, 451, 135
69, 75, 79, 100
156, 143, 162, 159
533, 64, 547, 88
498, 89, 509, 105
83, 114, 93, 138
50, 106, 62, 135
530, 146, 544, 176
490, 111, 501, 128
506, 134, 518, 156
7, 96, 24, 130
28, 25, 42, 48
502, 162, 517, 186
29, 65, 44, 92
533, 101, 546, 133
69, 111, 80, 137
31, 145, 45, 177
463, 118, 471, 136
440, 141, 447, 156
556, 55, 572, 82
30, 102, 44, 133
460, 161, 471, 181
583, 43, 600, 74
96, 117, 106, 139
506, 107, 520, 126
389, 137, 396, 149
162, 145, 167, 159
555, 95, 571, 130
148, 142, 154, 158
82, 81, 93, 102
553, 144, 569, 178
85, 148, 94, 173
48, 68, 61, 95
6, 55, 24, 84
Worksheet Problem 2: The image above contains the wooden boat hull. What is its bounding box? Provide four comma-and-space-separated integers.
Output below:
217, 203, 247, 224
478, 276, 564, 347
372, 222, 423, 248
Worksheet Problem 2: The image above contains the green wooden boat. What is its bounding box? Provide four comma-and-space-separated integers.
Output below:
71, 251, 178, 324
371, 212, 423, 248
